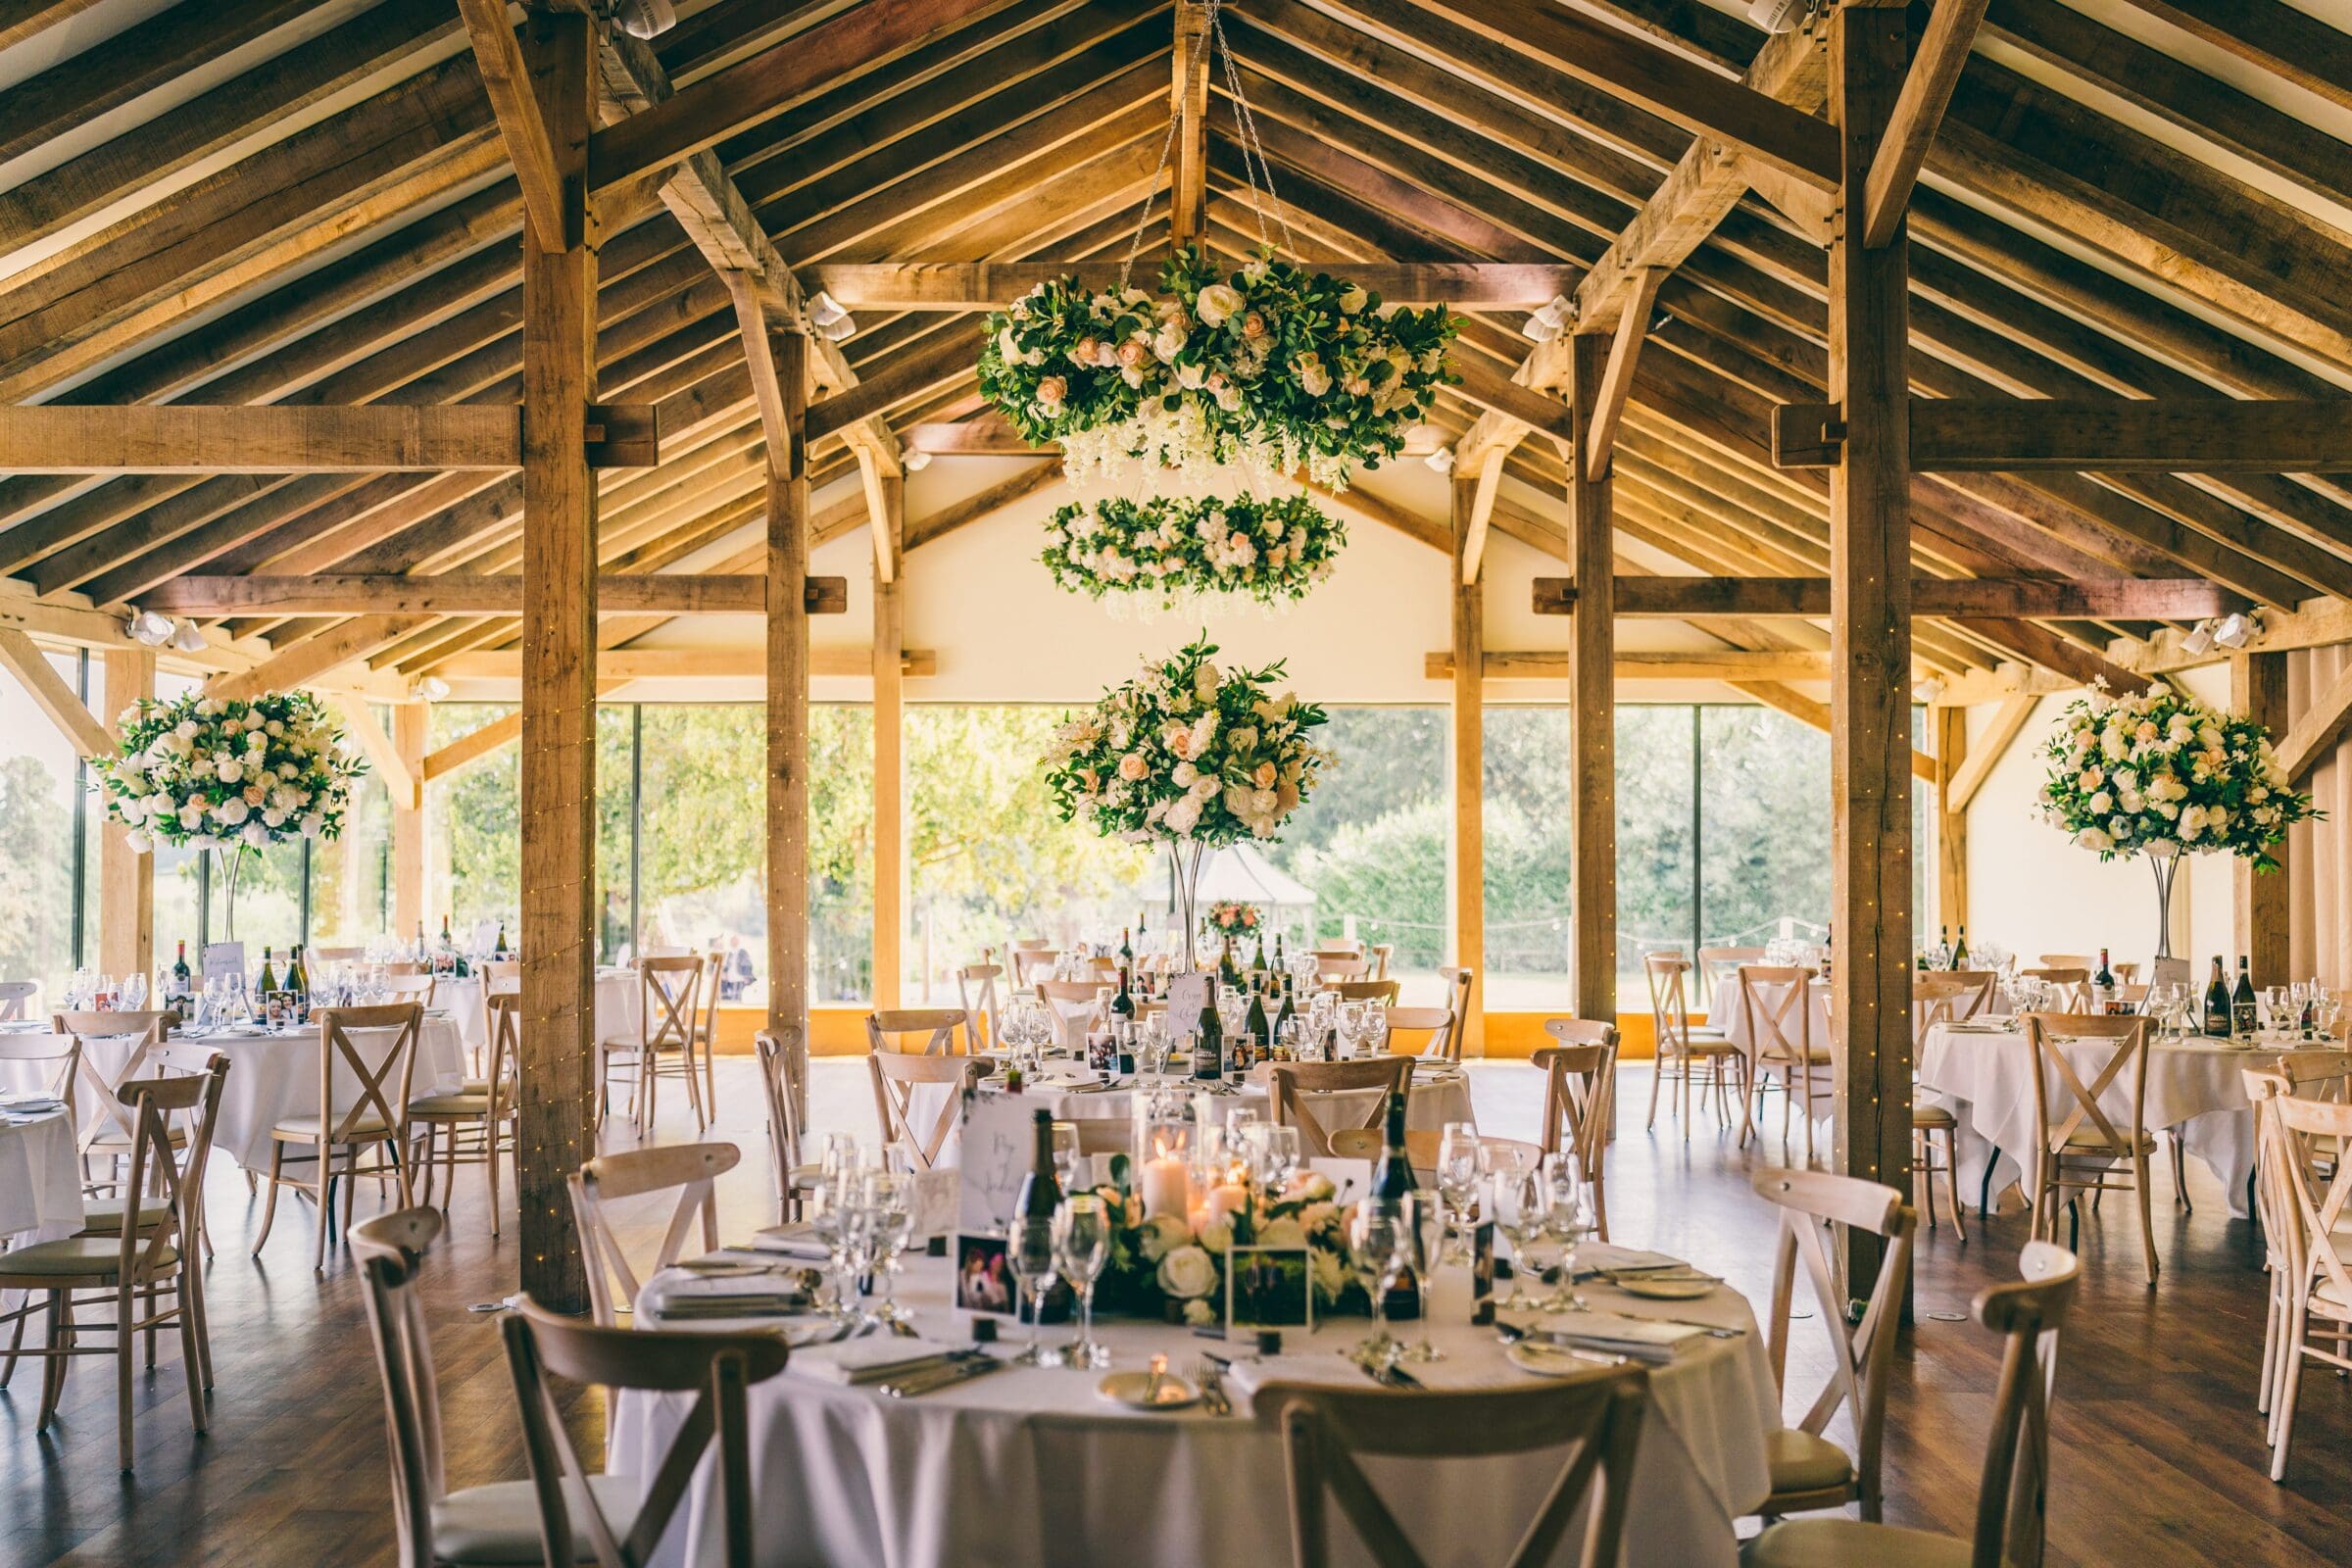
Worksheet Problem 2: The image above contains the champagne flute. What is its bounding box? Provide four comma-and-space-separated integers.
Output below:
1396, 1192, 1443, 1362
1436, 1121, 1481, 1264
1051, 1121, 1084, 1193
1347, 1200, 1403, 1366
1053, 1195, 1112, 1369
1010, 1215, 1064, 1367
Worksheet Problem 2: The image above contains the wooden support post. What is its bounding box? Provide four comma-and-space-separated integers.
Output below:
1934, 704, 1967, 934
515, 8, 596, 1316
767, 329, 812, 1046
392, 704, 428, 940
872, 474, 906, 1010
1828, 1, 1914, 1294
1170, 2, 1212, 245
1448, 477, 1485, 1057
1566, 335, 1616, 1028
99, 650, 154, 985
2232, 651, 2290, 987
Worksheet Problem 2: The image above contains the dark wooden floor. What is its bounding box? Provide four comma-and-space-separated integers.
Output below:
3, 1058, 2346, 1566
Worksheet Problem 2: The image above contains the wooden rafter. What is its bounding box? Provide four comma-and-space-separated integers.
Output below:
808, 261, 1584, 309
1863, 0, 1989, 248
1582, 268, 1664, 481
143, 574, 847, 616
0, 405, 657, 473
0, 625, 112, 759
1774, 399, 2352, 473
1533, 576, 2235, 620
455, 0, 569, 252
1170, 0, 1213, 244
2278, 661, 2352, 783
1942, 693, 2039, 812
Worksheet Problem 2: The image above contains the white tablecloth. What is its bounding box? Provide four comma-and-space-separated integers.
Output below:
1917, 1021, 2284, 1218
1711, 979, 2007, 1057
612, 1246, 1774, 1567
80, 1019, 466, 1173
435, 968, 640, 1052
0, 1108, 82, 1241
903, 1062, 1480, 1170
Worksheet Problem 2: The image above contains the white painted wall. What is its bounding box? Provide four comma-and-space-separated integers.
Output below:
1961, 665, 2239, 973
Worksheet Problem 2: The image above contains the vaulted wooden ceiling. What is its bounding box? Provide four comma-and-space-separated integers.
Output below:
2, 0, 2349, 697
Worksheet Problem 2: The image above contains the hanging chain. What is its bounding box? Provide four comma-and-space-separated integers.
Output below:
1209, 2, 1295, 259
1121, 100, 1182, 289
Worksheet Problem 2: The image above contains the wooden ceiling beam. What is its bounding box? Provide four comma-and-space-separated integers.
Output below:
455, 0, 571, 252
143, 574, 842, 617
437, 648, 938, 682
1775, 399, 2352, 473
1863, 0, 1988, 249
1533, 575, 2235, 620
1170, 0, 1213, 244
806, 261, 1586, 308
1583, 268, 1664, 480
0, 405, 657, 474
2122, 0, 2352, 117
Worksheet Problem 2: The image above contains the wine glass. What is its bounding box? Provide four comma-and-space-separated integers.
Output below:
120, 971, 148, 1011
1009, 1214, 1064, 1367
862, 1170, 915, 1327
1359, 1006, 1390, 1057
1139, 1014, 1170, 1076
1540, 1154, 1596, 1312
1051, 1121, 1084, 1193
1262, 1124, 1303, 1192
1335, 1003, 1364, 1058
1347, 1200, 1404, 1366
1396, 1192, 1443, 1362
809, 1171, 862, 1321
1053, 1195, 1111, 1369
1436, 1121, 1482, 1264
1492, 1163, 1553, 1312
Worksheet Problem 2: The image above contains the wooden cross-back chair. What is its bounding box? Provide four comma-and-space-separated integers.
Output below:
408, 991, 519, 1237
1009, 947, 1059, 988
1330, 979, 1400, 1005
1437, 964, 1474, 1027
100, 1040, 229, 1263
504, 1298, 788, 1568
1740, 965, 1831, 1162
2248, 1087, 2352, 1482
0, 979, 37, 1020
1034, 979, 1107, 1049
380, 970, 438, 1007
756, 1028, 821, 1224
956, 962, 1005, 1052
254, 1002, 422, 1271
600, 955, 707, 1133
1643, 952, 1741, 1140
1315, 954, 1371, 982
1268, 1057, 1413, 1159
474, 956, 520, 1076
355, 1205, 650, 1568
1252, 1368, 1650, 1568
1374, 1004, 1451, 1063
869, 1053, 985, 1173
691, 949, 724, 1108
2021, 1011, 2159, 1286
1695, 946, 1767, 1011
1750, 1168, 1916, 1524
2021, 967, 2090, 1013
1536, 1021, 1616, 1242
1746, 1243, 2082, 1568
53, 1008, 179, 1187
0, 1030, 79, 1113
866, 1006, 969, 1056
1916, 971, 1999, 1035
0, 1067, 220, 1472
569, 1142, 740, 1327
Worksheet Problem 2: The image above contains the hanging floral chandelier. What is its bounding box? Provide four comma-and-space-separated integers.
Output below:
976, 2, 1456, 489
1042, 492, 1345, 611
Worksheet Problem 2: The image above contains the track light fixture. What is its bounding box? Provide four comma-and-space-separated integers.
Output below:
125, 609, 172, 647
1520, 295, 1572, 343
170, 619, 208, 653
902, 449, 933, 471
2180, 619, 2215, 655
612, 0, 676, 40
1424, 448, 1456, 473
2213, 612, 2258, 650
416, 675, 452, 703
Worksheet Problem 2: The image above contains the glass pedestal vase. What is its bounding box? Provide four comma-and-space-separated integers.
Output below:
2145, 848, 2180, 961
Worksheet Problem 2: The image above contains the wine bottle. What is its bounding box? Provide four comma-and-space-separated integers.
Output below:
1370, 1087, 1416, 1199
1010, 1106, 1062, 1230
2232, 956, 2259, 1038
1193, 995, 1224, 1081
1118, 925, 1133, 964
1243, 984, 1270, 1072
1935, 924, 1952, 968
287, 945, 308, 1000
494, 921, 510, 957
257, 946, 277, 995
1949, 925, 1969, 968
1273, 933, 1287, 972
1109, 965, 1135, 1025
171, 940, 192, 1006
1275, 975, 1298, 1055
2092, 948, 2116, 1014
1250, 935, 1267, 981
415, 920, 427, 961
2204, 956, 2232, 1038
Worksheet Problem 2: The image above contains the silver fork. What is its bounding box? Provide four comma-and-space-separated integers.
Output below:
1190, 1356, 1233, 1416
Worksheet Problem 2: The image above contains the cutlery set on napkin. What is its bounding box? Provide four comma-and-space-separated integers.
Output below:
792, 1340, 1005, 1397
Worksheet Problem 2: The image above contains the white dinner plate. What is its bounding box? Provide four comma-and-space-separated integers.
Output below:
1098, 1370, 1200, 1410
1613, 1275, 1718, 1300
1506, 1340, 1613, 1379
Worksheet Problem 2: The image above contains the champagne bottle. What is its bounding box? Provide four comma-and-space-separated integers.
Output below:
1193, 995, 1224, 1081
1935, 925, 1952, 968
1273, 933, 1287, 973
1820, 924, 1833, 985
1949, 925, 1969, 968
171, 940, 192, 1006
2092, 948, 2116, 1014
415, 920, 427, 961
2232, 956, 2259, 1038
1010, 1106, 1061, 1230
287, 945, 308, 1000
1370, 1087, 1416, 1199
2204, 956, 2232, 1038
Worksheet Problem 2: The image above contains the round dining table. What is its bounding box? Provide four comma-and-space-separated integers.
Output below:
432, 967, 640, 1052
612, 1239, 1775, 1568
1916, 1018, 2306, 1217
0, 1103, 82, 1243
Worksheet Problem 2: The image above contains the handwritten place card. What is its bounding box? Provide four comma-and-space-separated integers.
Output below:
201, 943, 247, 988
1164, 972, 1212, 1037
956, 1095, 1035, 1235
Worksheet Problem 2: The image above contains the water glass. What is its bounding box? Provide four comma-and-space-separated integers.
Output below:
1051, 1121, 1084, 1193
1436, 1122, 1481, 1262
120, 972, 148, 1011
862, 1171, 915, 1327
1010, 1215, 1065, 1367
1053, 1196, 1112, 1369
1492, 1165, 1553, 1311
1539, 1155, 1596, 1312
1359, 1006, 1390, 1056
1396, 1193, 1444, 1362
1347, 1200, 1405, 1365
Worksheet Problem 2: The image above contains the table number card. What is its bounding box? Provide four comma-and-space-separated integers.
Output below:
201, 943, 246, 988
956, 1095, 1034, 1234
1164, 972, 1211, 1033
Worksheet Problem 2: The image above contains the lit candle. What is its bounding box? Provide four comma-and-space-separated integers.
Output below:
1202, 1180, 1250, 1223
1141, 1153, 1191, 1219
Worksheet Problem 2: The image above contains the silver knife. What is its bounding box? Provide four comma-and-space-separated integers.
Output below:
884, 1355, 1009, 1398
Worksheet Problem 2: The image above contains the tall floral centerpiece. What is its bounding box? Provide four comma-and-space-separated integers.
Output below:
91, 690, 366, 939
1043, 635, 1329, 970
2037, 684, 2316, 958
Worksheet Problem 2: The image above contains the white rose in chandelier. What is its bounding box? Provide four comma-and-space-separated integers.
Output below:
1197, 282, 1243, 325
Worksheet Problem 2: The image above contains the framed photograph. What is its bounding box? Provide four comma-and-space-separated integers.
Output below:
954, 1233, 1015, 1316
1226, 1245, 1314, 1333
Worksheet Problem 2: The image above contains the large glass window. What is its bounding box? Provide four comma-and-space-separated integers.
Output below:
0, 649, 90, 1004
1267, 707, 1447, 985
430, 703, 520, 942
1614, 707, 1699, 1005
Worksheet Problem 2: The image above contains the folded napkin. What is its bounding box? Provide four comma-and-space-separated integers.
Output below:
789, 1337, 964, 1385
0, 1093, 66, 1112
1536, 1311, 1709, 1363
638, 1271, 816, 1322
1226, 1350, 1517, 1397
747, 1224, 835, 1261
1576, 1245, 1686, 1276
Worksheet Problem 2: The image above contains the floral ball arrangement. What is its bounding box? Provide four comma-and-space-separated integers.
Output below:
1045, 635, 1329, 846
1205, 900, 1262, 936
92, 690, 365, 854
2037, 684, 2315, 869
1041, 493, 1344, 609
1087, 1163, 1361, 1323
980, 245, 1456, 487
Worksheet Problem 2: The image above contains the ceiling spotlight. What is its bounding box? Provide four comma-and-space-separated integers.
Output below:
902, 449, 933, 471
1520, 295, 1571, 344
169, 619, 208, 653
2213, 612, 2258, 650
816, 314, 858, 342
416, 675, 451, 703
1425, 448, 1456, 474
2180, 619, 2215, 656
125, 609, 172, 647
1745, 0, 1810, 34
612, 0, 676, 39
1917, 676, 1944, 703
808, 290, 850, 327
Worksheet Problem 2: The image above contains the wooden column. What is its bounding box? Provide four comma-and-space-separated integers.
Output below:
1566, 334, 1616, 1027
2233, 651, 2290, 986
871, 473, 906, 1009
515, 7, 596, 1314
1448, 476, 1485, 1056
1934, 704, 1967, 932
99, 650, 154, 985
391, 704, 428, 939
766, 328, 812, 1044
1829, 1, 1915, 1287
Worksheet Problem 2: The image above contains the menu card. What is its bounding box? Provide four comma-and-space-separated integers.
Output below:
1164, 972, 1212, 1035
201, 942, 247, 988
956, 1095, 1035, 1234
